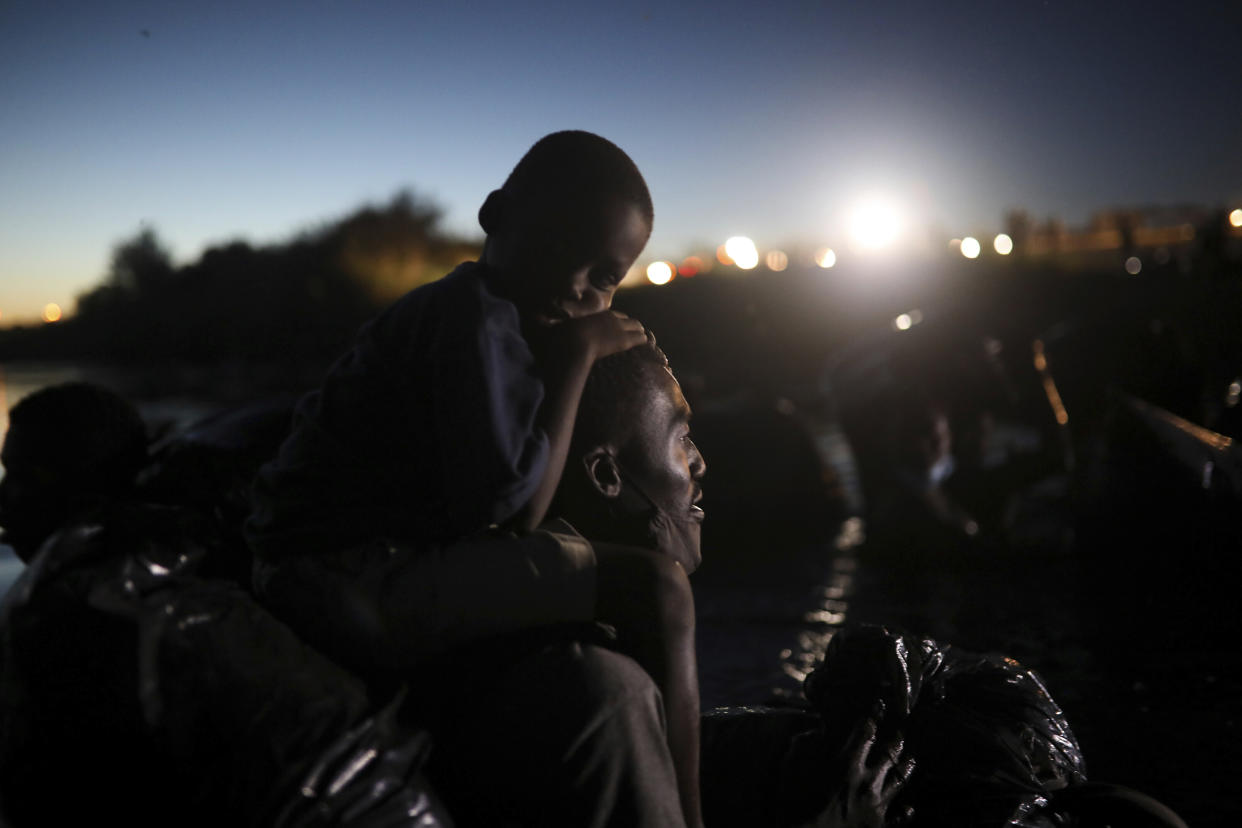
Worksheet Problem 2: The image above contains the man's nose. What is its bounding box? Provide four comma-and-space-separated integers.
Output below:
689, 441, 706, 479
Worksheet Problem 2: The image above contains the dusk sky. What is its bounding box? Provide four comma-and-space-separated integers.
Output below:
3, 0, 1239, 323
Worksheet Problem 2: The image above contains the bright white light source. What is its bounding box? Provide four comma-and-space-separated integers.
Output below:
815, 247, 837, 268
1230, 209, 1242, 228
849, 198, 902, 249
1124, 256, 1142, 275
724, 236, 759, 270
646, 261, 674, 285
994, 233, 1014, 255
42, 303, 62, 323
765, 250, 788, 271
894, 313, 913, 331
960, 237, 981, 259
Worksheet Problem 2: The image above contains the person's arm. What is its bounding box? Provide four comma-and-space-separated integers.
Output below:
592, 544, 703, 828
510, 310, 646, 532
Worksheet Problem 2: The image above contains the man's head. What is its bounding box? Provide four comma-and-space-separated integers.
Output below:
0, 383, 147, 561
554, 334, 707, 573
479, 131, 653, 325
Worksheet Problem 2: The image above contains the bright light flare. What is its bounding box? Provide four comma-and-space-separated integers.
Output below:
646, 261, 674, 285
42, 303, 62, 323
894, 314, 912, 331
994, 234, 1014, 255
1230, 209, 1242, 228
849, 198, 902, 249
814, 247, 837, 268
724, 236, 759, 270
960, 237, 981, 259
765, 250, 788, 271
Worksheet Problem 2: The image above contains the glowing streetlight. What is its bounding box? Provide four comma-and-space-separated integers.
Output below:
1230, 209, 1242, 228
724, 236, 759, 270
960, 237, 981, 259
646, 261, 674, 285
42, 303, 62, 323
894, 313, 913, 331
849, 198, 902, 249
814, 247, 837, 268
994, 233, 1014, 255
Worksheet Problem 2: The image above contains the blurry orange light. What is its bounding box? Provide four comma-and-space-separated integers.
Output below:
1230, 209, 1242, 228
960, 237, 981, 259
765, 250, 788, 271
42, 303, 62, 323
646, 261, 674, 285
994, 234, 1014, 255
724, 236, 759, 270
679, 256, 703, 277
814, 247, 837, 268
716, 245, 734, 266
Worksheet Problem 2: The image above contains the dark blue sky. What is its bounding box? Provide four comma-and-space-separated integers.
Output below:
2, 0, 1239, 321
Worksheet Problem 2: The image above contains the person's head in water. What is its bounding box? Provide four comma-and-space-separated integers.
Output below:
553, 332, 707, 573
479, 131, 653, 326
0, 383, 147, 562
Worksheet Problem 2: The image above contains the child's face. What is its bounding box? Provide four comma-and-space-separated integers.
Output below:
489, 193, 650, 324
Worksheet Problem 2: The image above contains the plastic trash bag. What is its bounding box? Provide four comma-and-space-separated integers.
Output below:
803, 623, 1087, 828
0, 504, 451, 827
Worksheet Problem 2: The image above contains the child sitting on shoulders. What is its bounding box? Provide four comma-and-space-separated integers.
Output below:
247, 131, 703, 827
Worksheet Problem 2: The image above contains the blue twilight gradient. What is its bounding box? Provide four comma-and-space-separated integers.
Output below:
2, 0, 1240, 321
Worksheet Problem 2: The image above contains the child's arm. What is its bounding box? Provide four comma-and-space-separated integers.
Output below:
510, 310, 646, 533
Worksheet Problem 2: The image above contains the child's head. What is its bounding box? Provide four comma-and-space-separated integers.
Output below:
0, 383, 148, 561
480, 131, 653, 324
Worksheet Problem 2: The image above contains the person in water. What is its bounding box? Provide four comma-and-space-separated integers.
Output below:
245, 130, 707, 826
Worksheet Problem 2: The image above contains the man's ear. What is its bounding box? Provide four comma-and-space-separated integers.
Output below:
583, 447, 622, 498
478, 189, 506, 235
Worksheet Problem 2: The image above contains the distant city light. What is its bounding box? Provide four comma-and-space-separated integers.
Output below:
849, 198, 902, 249
679, 256, 703, 277
1230, 209, 1242, 228
724, 236, 759, 270
960, 237, 981, 259
814, 247, 837, 268
646, 261, 674, 285
1124, 256, 1142, 275
42, 303, 62, 323
765, 250, 788, 271
716, 244, 734, 266
893, 308, 923, 331
993, 233, 1014, 255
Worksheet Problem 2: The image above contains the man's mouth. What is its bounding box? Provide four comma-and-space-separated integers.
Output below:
689, 490, 705, 521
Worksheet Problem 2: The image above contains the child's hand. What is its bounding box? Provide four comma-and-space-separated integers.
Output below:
564, 310, 647, 362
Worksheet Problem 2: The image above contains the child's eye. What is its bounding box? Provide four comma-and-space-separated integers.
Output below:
590, 269, 621, 290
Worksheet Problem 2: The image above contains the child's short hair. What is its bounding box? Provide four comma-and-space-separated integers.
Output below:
502, 131, 654, 228
8, 382, 148, 490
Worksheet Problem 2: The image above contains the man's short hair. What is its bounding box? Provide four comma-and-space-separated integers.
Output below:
502, 131, 654, 228
7, 382, 148, 490
574, 331, 669, 453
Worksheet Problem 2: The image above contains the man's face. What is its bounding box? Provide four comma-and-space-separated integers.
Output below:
489, 193, 650, 325
617, 363, 706, 573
